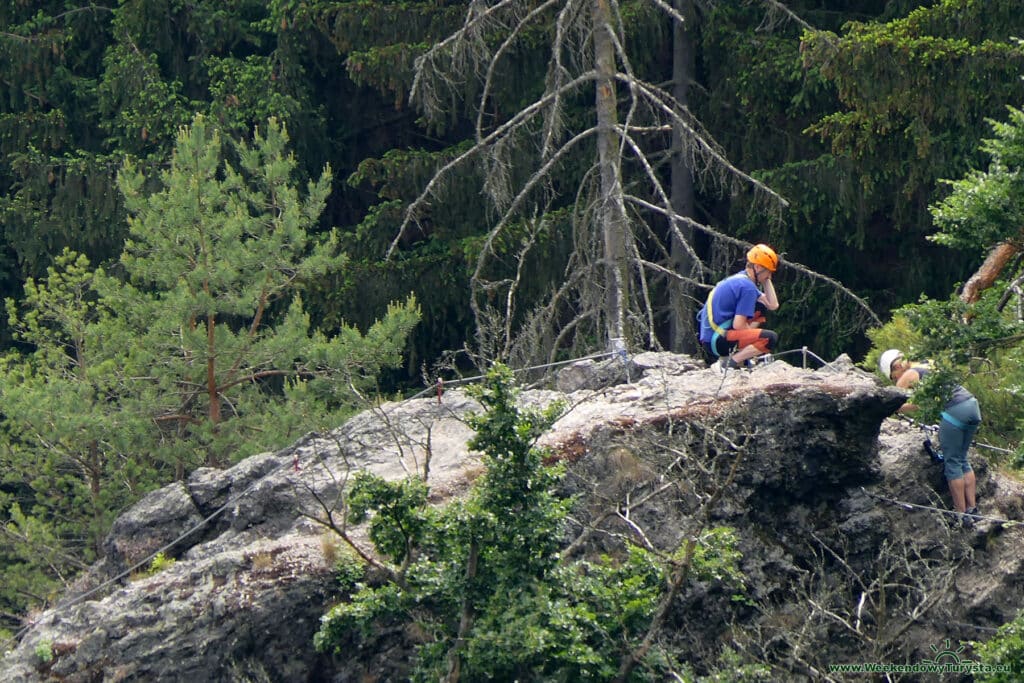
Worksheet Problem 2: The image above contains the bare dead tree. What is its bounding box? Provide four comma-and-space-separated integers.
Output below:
548, 375, 763, 678
388, 0, 878, 368
726, 516, 973, 678
612, 424, 751, 681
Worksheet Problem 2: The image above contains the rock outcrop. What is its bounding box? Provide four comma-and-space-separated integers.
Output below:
2, 352, 1022, 681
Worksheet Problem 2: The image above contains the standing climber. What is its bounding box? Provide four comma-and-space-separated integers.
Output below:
697, 244, 780, 369
879, 349, 981, 523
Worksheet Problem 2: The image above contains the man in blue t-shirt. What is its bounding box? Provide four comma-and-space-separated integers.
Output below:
697, 244, 780, 368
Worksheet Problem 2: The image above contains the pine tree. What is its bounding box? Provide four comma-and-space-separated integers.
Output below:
0, 115, 421, 630
115, 114, 420, 470
0, 249, 156, 635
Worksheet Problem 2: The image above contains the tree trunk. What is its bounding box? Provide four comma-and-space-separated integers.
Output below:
207, 314, 220, 425
960, 239, 1020, 304
593, 0, 628, 346
668, 0, 698, 353
443, 537, 478, 683
89, 439, 103, 554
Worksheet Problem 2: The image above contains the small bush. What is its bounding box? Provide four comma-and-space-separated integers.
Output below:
333, 551, 365, 592
134, 551, 176, 579
34, 640, 53, 664
320, 533, 339, 567
974, 610, 1024, 682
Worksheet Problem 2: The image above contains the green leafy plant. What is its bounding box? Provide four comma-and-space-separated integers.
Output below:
315, 364, 751, 680
332, 550, 366, 593
34, 639, 54, 664
137, 552, 176, 578
866, 293, 1024, 446
864, 313, 925, 378
974, 609, 1024, 682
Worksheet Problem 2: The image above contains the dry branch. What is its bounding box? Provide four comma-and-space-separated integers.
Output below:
961, 239, 1020, 304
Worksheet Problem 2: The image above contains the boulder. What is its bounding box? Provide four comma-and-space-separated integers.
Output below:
2, 354, 1021, 681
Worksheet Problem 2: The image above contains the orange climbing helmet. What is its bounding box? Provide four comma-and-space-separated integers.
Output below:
747, 243, 779, 272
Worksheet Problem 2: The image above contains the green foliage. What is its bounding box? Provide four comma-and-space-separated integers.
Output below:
0, 3, 126, 289
804, 0, 1024, 202
34, 639, 54, 664
0, 0, 344, 349
332, 550, 365, 593
137, 551, 176, 578
931, 105, 1024, 252
311, 1, 465, 105
864, 99, 1024, 452
15, 1, 1024, 665
1, 503, 88, 625
316, 364, 751, 680
113, 113, 420, 466
204, 55, 305, 142
0, 116, 420, 631
96, 43, 197, 157
974, 610, 1024, 682
865, 296, 1023, 428
864, 312, 925, 377
347, 472, 430, 565
910, 359, 961, 426
675, 646, 772, 682
790, 0, 1024, 348
690, 526, 745, 585
0, 247, 156, 625
920, 104, 1024, 452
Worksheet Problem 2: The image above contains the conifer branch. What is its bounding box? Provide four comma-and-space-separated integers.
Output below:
623, 75, 789, 207
756, 0, 814, 33
411, 0, 521, 120
540, 0, 589, 158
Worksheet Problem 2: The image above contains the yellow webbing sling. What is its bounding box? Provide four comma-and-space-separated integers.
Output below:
705, 287, 732, 356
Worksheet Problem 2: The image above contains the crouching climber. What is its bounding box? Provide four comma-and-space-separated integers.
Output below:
879, 349, 981, 524
697, 244, 780, 370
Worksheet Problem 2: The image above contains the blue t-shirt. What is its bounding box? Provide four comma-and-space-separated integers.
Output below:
697, 272, 760, 343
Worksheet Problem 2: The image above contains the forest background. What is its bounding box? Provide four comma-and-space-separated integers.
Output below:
3, 0, 1024, 655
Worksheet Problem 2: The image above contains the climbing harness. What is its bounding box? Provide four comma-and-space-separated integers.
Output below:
895, 415, 944, 463
704, 287, 732, 358
940, 410, 969, 431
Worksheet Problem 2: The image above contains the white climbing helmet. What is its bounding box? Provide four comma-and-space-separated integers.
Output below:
878, 349, 903, 378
